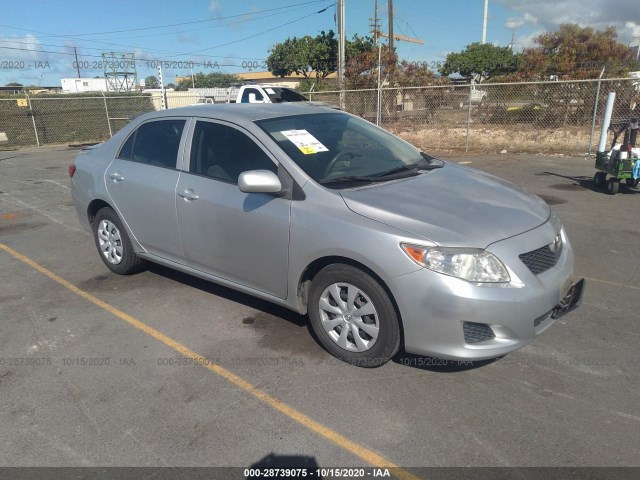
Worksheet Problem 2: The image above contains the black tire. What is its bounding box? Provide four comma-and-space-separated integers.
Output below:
93, 207, 146, 275
606, 177, 619, 195
593, 171, 606, 188
308, 264, 400, 368
625, 178, 639, 188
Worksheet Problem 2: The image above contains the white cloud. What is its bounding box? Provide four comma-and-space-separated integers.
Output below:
505, 12, 537, 32
626, 21, 640, 38
514, 30, 545, 51
209, 0, 221, 15
505, 17, 524, 29
495, 0, 639, 43
0, 34, 45, 61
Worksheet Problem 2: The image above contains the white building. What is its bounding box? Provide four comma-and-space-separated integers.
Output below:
61, 78, 108, 93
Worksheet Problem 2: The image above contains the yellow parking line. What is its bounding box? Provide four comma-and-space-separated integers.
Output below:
582, 276, 640, 292
0, 242, 421, 480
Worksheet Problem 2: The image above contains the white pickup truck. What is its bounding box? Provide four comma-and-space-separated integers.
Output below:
194, 85, 314, 105
194, 85, 339, 109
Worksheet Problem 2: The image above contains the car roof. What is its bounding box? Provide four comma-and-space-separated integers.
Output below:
137, 103, 339, 124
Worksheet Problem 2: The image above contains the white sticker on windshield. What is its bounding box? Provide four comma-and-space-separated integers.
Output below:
280, 129, 329, 155
265, 88, 276, 95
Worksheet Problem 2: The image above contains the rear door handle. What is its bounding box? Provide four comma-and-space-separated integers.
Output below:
178, 188, 199, 201
109, 172, 124, 182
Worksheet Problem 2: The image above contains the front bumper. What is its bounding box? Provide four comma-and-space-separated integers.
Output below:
390, 222, 583, 360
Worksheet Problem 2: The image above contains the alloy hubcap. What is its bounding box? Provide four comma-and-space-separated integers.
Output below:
318, 282, 379, 352
97, 220, 123, 265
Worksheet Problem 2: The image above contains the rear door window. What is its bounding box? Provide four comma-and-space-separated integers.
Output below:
129, 120, 186, 169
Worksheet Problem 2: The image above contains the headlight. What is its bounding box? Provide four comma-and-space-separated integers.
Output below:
549, 209, 562, 233
401, 244, 510, 283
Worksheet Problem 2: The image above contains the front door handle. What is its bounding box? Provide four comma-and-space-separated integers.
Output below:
178, 188, 199, 201
109, 172, 124, 182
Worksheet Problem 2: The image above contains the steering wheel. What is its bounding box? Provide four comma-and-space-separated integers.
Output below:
324, 151, 360, 177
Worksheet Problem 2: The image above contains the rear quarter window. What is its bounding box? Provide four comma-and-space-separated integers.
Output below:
117, 132, 135, 160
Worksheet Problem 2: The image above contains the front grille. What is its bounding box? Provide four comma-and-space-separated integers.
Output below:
519, 243, 562, 275
463, 322, 495, 344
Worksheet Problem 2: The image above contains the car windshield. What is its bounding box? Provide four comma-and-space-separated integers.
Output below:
256, 112, 441, 187
265, 87, 308, 102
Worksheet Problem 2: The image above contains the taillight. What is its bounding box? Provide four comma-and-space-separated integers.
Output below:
68, 164, 76, 177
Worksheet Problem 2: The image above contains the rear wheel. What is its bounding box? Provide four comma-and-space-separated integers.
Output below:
625, 178, 639, 188
93, 207, 145, 275
308, 264, 400, 367
606, 177, 619, 195
593, 171, 606, 188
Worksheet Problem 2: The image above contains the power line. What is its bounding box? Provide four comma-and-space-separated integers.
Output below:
0, 44, 265, 67
75, 3, 325, 42
0, 0, 329, 38
0, 3, 333, 63
177, 5, 333, 56
0, 38, 265, 61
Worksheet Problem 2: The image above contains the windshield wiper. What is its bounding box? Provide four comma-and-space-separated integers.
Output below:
372, 156, 443, 178
319, 154, 444, 186
318, 175, 384, 185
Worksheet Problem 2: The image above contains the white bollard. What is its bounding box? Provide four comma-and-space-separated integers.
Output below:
597, 92, 616, 153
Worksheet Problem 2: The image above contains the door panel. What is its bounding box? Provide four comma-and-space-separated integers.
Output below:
106, 161, 183, 261
105, 119, 187, 262
176, 174, 290, 298
175, 119, 290, 298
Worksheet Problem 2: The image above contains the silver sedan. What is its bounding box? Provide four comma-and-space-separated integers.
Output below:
70, 104, 584, 367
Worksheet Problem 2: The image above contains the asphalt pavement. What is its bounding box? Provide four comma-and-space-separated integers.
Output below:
0, 145, 639, 474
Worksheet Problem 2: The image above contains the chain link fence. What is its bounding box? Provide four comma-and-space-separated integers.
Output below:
309, 77, 640, 154
1, 79, 638, 154
0, 92, 197, 150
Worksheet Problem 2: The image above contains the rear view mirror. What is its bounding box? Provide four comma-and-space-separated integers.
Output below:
238, 170, 282, 194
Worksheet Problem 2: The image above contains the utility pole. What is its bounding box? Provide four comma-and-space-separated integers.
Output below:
509, 28, 516, 50
482, 0, 488, 44
371, 0, 382, 125
74, 47, 81, 78
388, 0, 394, 62
337, 0, 345, 109
158, 66, 167, 110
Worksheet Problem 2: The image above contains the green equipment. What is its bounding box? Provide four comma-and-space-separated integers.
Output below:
593, 92, 640, 195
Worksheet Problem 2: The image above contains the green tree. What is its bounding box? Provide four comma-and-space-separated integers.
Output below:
5, 82, 23, 87
175, 72, 239, 90
144, 75, 159, 88
515, 24, 638, 80
343, 43, 440, 88
440, 43, 522, 81
266, 30, 375, 83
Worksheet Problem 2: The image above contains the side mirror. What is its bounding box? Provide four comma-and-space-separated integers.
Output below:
248, 93, 259, 103
238, 170, 282, 194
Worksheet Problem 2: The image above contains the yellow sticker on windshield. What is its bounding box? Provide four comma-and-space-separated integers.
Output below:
280, 129, 329, 155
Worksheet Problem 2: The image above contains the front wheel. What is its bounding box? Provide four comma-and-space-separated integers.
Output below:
308, 265, 400, 367
93, 207, 146, 275
593, 171, 606, 188
625, 178, 639, 188
606, 177, 619, 195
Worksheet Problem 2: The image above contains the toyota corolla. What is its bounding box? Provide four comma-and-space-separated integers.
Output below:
70, 104, 584, 367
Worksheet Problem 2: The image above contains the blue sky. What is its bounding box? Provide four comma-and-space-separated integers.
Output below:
0, 0, 638, 86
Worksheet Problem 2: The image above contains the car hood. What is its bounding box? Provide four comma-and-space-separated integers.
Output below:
339, 163, 550, 248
